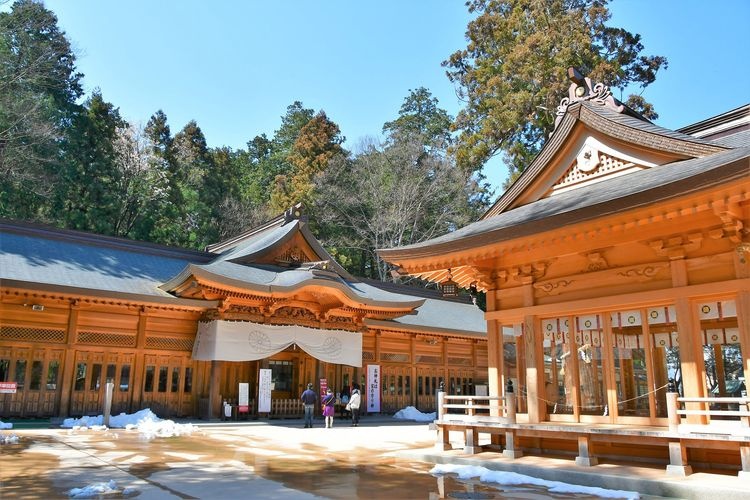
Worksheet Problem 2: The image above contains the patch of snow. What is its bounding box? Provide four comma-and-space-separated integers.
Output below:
1, 433, 19, 444
0, 420, 12, 429
431, 464, 639, 499
68, 479, 136, 498
61, 408, 197, 438
393, 406, 436, 422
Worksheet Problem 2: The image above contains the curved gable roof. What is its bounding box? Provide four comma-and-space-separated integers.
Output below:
483, 101, 728, 219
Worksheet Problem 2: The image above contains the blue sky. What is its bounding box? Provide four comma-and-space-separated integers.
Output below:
26, 1, 750, 189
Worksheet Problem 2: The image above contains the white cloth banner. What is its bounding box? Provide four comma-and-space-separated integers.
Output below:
193, 320, 363, 367
367, 364, 381, 413
258, 368, 272, 413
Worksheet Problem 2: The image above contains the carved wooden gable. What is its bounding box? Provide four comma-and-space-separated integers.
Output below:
544, 136, 654, 198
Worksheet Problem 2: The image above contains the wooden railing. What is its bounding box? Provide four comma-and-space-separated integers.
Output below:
666, 392, 750, 432
437, 393, 517, 424
269, 398, 304, 418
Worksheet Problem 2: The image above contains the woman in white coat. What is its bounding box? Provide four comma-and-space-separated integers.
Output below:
347, 385, 362, 427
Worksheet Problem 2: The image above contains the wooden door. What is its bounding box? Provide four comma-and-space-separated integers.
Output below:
140, 354, 193, 418
69, 351, 107, 416
416, 367, 444, 413
0, 346, 64, 418
381, 365, 411, 413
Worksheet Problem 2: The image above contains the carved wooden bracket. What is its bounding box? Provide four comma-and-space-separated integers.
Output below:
710, 203, 746, 243
583, 250, 610, 272
649, 234, 702, 260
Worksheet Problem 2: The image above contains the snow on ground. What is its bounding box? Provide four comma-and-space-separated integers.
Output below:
431, 464, 639, 500
1, 433, 19, 444
68, 479, 136, 498
393, 406, 436, 422
0, 419, 12, 429
61, 408, 197, 438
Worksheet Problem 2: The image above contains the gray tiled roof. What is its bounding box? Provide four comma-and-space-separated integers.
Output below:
591, 103, 721, 146
712, 129, 750, 148
211, 220, 298, 263
390, 298, 486, 335
380, 147, 750, 254
1, 221, 486, 335
0, 230, 191, 297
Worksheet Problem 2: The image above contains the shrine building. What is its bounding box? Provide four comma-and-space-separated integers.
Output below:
0, 206, 487, 420
378, 71, 749, 470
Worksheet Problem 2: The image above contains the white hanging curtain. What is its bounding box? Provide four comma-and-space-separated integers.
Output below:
192, 320, 363, 367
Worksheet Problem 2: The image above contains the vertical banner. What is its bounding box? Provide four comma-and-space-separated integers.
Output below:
367, 364, 380, 413
238, 382, 249, 413
319, 378, 328, 398
258, 368, 272, 413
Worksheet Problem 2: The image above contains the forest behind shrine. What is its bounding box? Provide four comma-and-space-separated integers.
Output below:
0, 0, 667, 282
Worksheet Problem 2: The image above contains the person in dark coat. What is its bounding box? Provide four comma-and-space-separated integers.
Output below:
300, 383, 317, 428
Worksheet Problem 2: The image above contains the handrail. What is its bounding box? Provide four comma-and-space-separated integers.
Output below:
666, 392, 750, 431
437, 393, 517, 423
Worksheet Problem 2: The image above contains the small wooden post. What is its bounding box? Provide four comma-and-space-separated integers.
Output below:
666, 440, 693, 476
666, 392, 680, 432
438, 391, 446, 421
435, 425, 451, 451
575, 435, 598, 466
739, 444, 750, 480
506, 393, 517, 424
464, 427, 479, 454
503, 430, 523, 459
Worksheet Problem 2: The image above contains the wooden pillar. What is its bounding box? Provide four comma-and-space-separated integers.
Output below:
208, 360, 222, 420
675, 297, 707, 424
58, 300, 79, 417
524, 314, 544, 423
736, 291, 750, 383
486, 291, 502, 413
130, 307, 148, 411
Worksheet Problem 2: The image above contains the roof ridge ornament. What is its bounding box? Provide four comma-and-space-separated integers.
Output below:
283, 203, 307, 225
554, 67, 624, 131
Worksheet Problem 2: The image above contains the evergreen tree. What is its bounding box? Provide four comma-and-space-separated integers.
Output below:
444, 0, 667, 183
0, 0, 83, 219
271, 111, 345, 212
55, 91, 125, 233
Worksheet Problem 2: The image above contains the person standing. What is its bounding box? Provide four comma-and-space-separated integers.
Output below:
348, 385, 362, 427
322, 388, 336, 428
300, 383, 317, 428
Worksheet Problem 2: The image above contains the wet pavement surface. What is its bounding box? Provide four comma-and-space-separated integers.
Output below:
0, 417, 740, 499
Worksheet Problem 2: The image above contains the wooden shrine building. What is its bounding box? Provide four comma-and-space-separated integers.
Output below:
378, 71, 750, 472
0, 206, 487, 420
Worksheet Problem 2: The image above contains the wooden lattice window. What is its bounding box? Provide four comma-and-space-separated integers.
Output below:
145, 337, 194, 351
77, 331, 137, 347
381, 352, 410, 363
415, 354, 442, 364
0, 326, 65, 343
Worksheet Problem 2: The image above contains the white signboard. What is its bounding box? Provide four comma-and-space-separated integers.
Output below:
259, 369, 272, 413
238, 382, 250, 413
367, 364, 380, 413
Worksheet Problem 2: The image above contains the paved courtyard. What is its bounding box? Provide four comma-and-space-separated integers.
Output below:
2, 417, 750, 499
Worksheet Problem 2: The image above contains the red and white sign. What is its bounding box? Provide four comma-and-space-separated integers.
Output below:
0, 382, 17, 394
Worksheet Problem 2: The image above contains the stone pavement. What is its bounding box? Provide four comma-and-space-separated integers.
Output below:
2, 415, 750, 499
